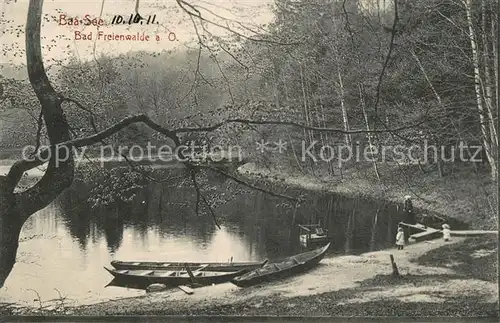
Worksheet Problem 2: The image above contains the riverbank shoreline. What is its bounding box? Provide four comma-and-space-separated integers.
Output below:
236, 162, 498, 230
6, 235, 496, 317
0, 161, 496, 317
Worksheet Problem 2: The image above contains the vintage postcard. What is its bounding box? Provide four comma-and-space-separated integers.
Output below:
0, 0, 498, 320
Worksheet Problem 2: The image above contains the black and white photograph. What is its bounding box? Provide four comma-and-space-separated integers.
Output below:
0, 0, 498, 319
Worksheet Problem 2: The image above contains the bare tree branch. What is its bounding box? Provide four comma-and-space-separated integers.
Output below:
196, 164, 301, 202
172, 116, 426, 135
6, 113, 180, 190
175, 0, 300, 46
190, 168, 221, 229
135, 0, 140, 14
7, 95, 426, 192
373, 0, 399, 116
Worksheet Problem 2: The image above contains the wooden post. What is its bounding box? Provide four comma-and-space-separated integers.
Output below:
184, 263, 196, 284
389, 254, 400, 277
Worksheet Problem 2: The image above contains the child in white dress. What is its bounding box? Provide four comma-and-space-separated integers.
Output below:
396, 227, 405, 250
442, 223, 451, 242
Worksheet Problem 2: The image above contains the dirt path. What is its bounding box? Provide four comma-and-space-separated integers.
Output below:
68, 237, 497, 316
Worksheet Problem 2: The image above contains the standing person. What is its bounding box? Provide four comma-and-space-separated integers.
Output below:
442, 223, 451, 242
403, 195, 416, 224
395, 227, 405, 250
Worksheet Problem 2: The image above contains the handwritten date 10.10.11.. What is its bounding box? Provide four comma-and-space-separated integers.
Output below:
111, 14, 158, 25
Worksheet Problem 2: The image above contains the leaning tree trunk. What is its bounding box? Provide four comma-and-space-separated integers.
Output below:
481, 0, 498, 161
369, 203, 383, 252
0, 0, 75, 287
344, 203, 356, 254
0, 0, 195, 288
337, 63, 351, 146
329, 13, 351, 146
0, 179, 23, 286
318, 96, 335, 176
359, 84, 381, 181
464, 0, 497, 180
492, 1, 499, 115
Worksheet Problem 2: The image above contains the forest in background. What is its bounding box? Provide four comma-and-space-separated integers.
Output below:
0, 0, 498, 220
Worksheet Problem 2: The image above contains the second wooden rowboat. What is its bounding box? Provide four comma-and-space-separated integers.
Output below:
231, 243, 330, 288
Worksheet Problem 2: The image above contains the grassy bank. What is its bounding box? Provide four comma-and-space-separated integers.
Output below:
3, 236, 493, 317
237, 162, 498, 230
25, 235, 485, 317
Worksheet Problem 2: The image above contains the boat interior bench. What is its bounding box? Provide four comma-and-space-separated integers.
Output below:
139, 270, 154, 276
292, 257, 305, 265
180, 272, 203, 277
157, 271, 175, 277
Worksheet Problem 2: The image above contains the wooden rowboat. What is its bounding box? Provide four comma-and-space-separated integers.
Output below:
110, 260, 266, 272
231, 243, 330, 288
104, 265, 247, 287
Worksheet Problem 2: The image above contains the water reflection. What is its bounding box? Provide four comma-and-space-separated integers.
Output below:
0, 168, 467, 307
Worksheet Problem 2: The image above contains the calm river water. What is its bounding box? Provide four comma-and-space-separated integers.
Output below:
0, 166, 455, 308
